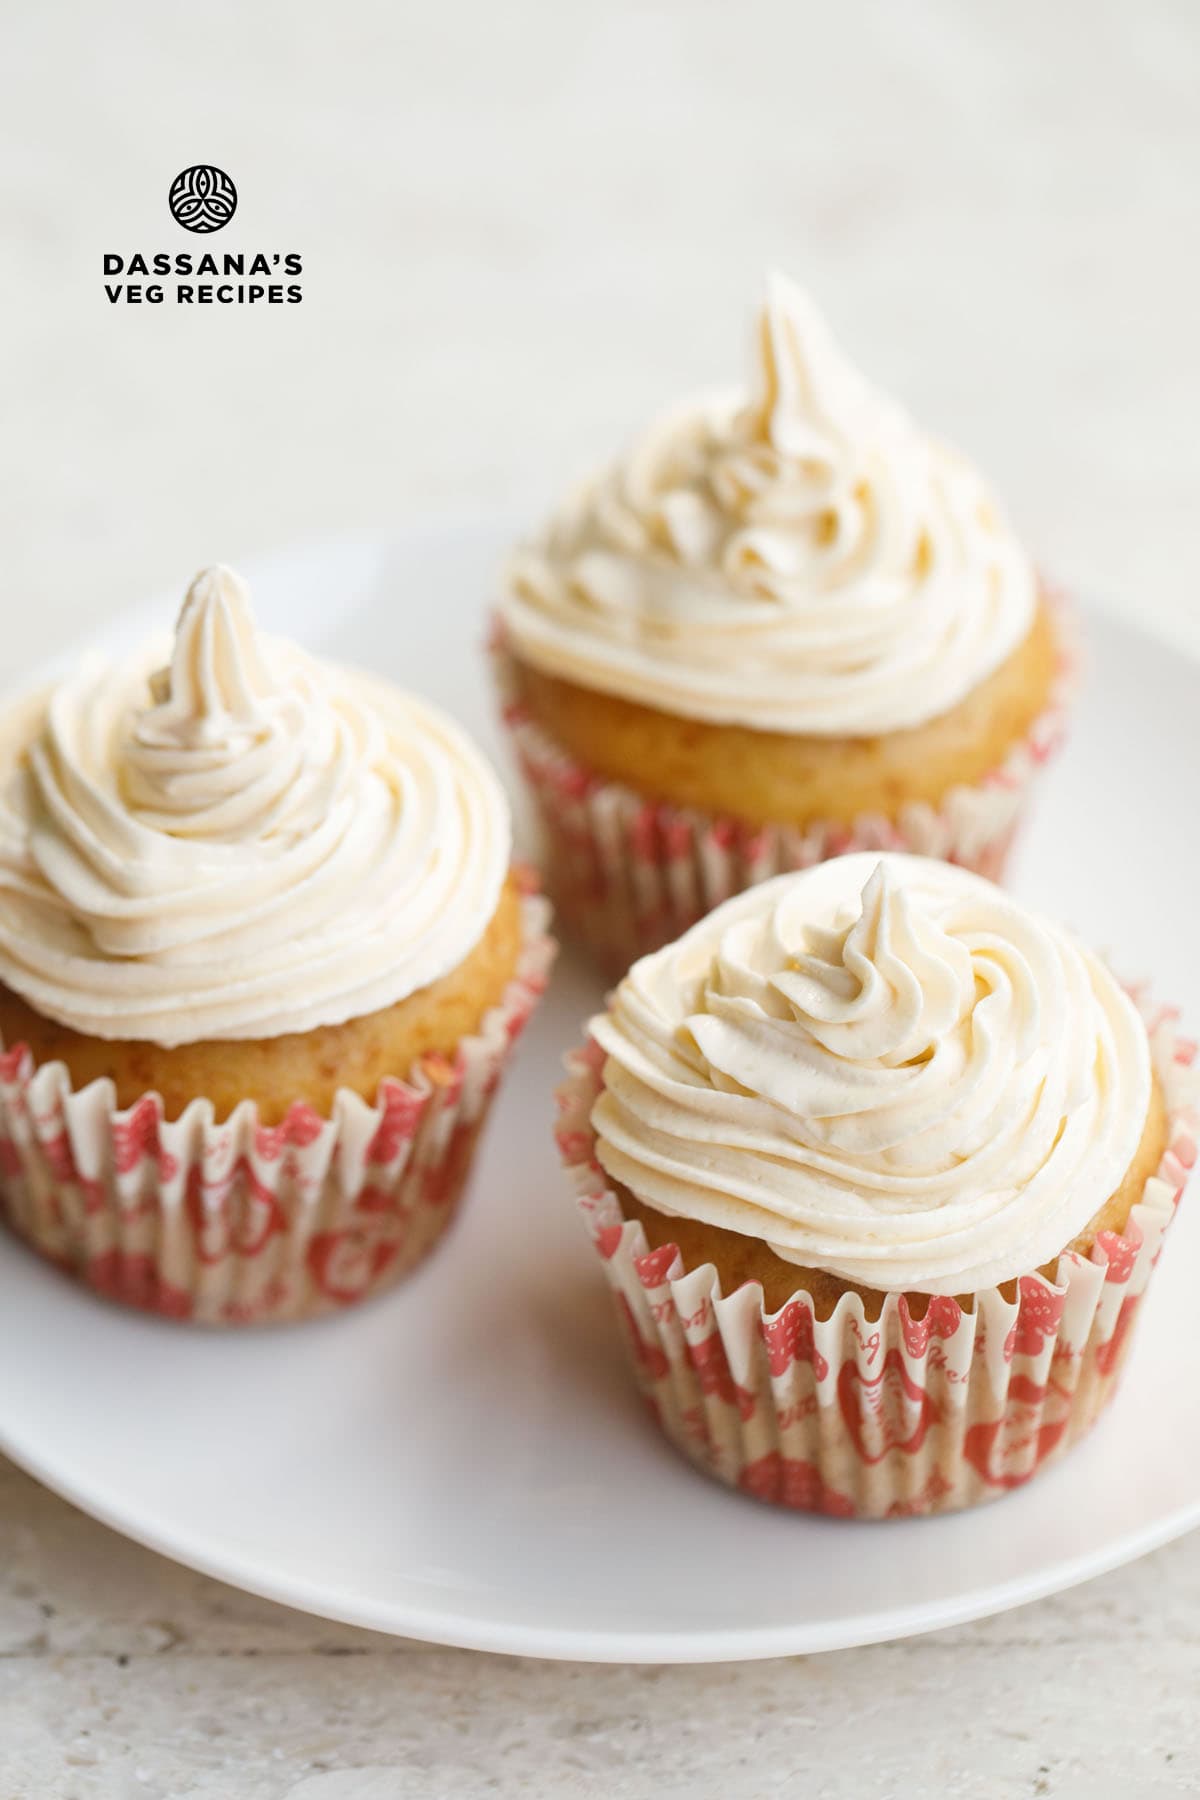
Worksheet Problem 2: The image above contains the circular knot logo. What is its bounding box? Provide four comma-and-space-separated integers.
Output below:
168, 166, 238, 234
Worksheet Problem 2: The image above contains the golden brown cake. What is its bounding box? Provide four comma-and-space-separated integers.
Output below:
616, 1073, 1168, 1317
507, 596, 1059, 830
0, 876, 525, 1125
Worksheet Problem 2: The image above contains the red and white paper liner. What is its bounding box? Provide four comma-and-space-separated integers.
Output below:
0, 885, 555, 1327
555, 997, 1197, 1519
494, 596, 1077, 975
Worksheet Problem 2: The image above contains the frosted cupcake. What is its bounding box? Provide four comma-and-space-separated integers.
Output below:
0, 566, 553, 1324
558, 854, 1194, 1516
496, 274, 1072, 972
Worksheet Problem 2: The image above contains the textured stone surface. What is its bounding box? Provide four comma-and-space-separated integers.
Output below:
3, 0, 1200, 1792
0, 1456, 1197, 1798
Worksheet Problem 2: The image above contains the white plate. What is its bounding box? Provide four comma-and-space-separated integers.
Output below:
0, 521, 1197, 1664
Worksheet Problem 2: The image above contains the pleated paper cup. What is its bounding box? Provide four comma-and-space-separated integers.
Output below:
555, 995, 1196, 1518
0, 885, 554, 1327
495, 596, 1077, 976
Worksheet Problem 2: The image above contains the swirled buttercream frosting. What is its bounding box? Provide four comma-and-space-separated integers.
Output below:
0, 566, 510, 1045
589, 853, 1151, 1295
501, 273, 1037, 735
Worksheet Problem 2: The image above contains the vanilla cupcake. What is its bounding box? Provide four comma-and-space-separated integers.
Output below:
0, 566, 553, 1324
557, 854, 1194, 1516
496, 275, 1072, 972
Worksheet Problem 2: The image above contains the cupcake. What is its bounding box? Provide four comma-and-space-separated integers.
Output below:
558, 853, 1195, 1516
496, 274, 1072, 973
0, 565, 554, 1324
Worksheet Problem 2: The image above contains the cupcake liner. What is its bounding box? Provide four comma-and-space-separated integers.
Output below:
494, 595, 1077, 974
555, 995, 1197, 1518
0, 882, 555, 1326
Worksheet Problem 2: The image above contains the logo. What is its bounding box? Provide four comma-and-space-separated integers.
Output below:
102, 170, 302, 307
168, 165, 238, 234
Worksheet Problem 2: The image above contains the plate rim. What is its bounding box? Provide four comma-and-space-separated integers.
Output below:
0, 1339, 1196, 1662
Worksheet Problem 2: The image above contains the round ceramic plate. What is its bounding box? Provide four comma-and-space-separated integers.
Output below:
0, 521, 1197, 1663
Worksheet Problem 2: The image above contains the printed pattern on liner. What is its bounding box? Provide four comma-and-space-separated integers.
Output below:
494, 595, 1076, 974
0, 888, 554, 1326
555, 996, 1196, 1518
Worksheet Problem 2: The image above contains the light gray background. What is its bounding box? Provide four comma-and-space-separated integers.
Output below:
3, 2, 1199, 1794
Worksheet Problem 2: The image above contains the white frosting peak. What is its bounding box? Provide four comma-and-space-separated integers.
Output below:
590, 854, 1152, 1295
501, 275, 1037, 735
119, 565, 323, 843
144, 565, 277, 730
0, 568, 511, 1045
751, 270, 878, 459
